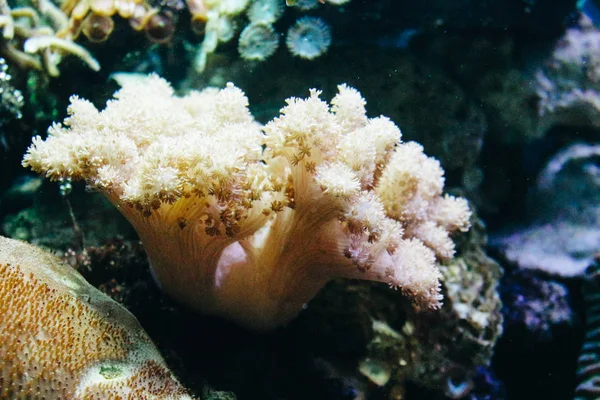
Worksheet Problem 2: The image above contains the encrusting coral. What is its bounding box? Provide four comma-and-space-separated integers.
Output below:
0, 235, 193, 399
22, 75, 471, 330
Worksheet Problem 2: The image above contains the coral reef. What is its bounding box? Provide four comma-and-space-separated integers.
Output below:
61, 237, 364, 399
43, 215, 503, 399
292, 215, 503, 399
22, 75, 471, 330
194, 0, 353, 70
0, 0, 592, 397
0, 0, 340, 77
0, 235, 192, 399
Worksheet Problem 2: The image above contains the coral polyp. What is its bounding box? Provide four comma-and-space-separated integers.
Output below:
238, 22, 280, 60
144, 11, 177, 44
81, 13, 115, 43
286, 16, 332, 59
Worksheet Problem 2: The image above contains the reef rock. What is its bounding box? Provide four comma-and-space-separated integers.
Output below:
492, 142, 600, 276
536, 16, 600, 131
360, 218, 504, 398
0, 235, 193, 399
302, 216, 503, 399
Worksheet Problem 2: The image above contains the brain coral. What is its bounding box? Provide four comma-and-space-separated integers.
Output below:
0, 235, 193, 400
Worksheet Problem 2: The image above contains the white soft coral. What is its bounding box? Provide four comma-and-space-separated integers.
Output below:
23, 77, 471, 330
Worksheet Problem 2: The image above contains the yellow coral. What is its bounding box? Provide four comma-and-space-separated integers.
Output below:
23, 75, 471, 330
0, 235, 193, 399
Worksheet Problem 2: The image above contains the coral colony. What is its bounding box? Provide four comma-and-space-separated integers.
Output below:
0, 236, 192, 399
23, 75, 470, 330
0, 0, 345, 76
3, 0, 600, 398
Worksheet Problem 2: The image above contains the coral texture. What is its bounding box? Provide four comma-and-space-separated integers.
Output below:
22, 75, 471, 330
0, 235, 192, 399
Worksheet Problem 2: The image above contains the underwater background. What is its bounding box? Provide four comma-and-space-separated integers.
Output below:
0, 0, 599, 399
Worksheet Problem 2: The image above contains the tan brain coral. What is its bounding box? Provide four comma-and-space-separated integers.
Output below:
0, 235, 193, 400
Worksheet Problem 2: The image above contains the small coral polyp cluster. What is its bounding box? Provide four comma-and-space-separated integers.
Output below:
61, 0, 177, 44
23, 75, 470, 330
238, 1, 335, 61
0, 0, 100, 76
0, 0, 344, 76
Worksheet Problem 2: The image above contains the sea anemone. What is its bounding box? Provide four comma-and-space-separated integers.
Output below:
286, 16, 331, 60
238, 22, 279, 61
